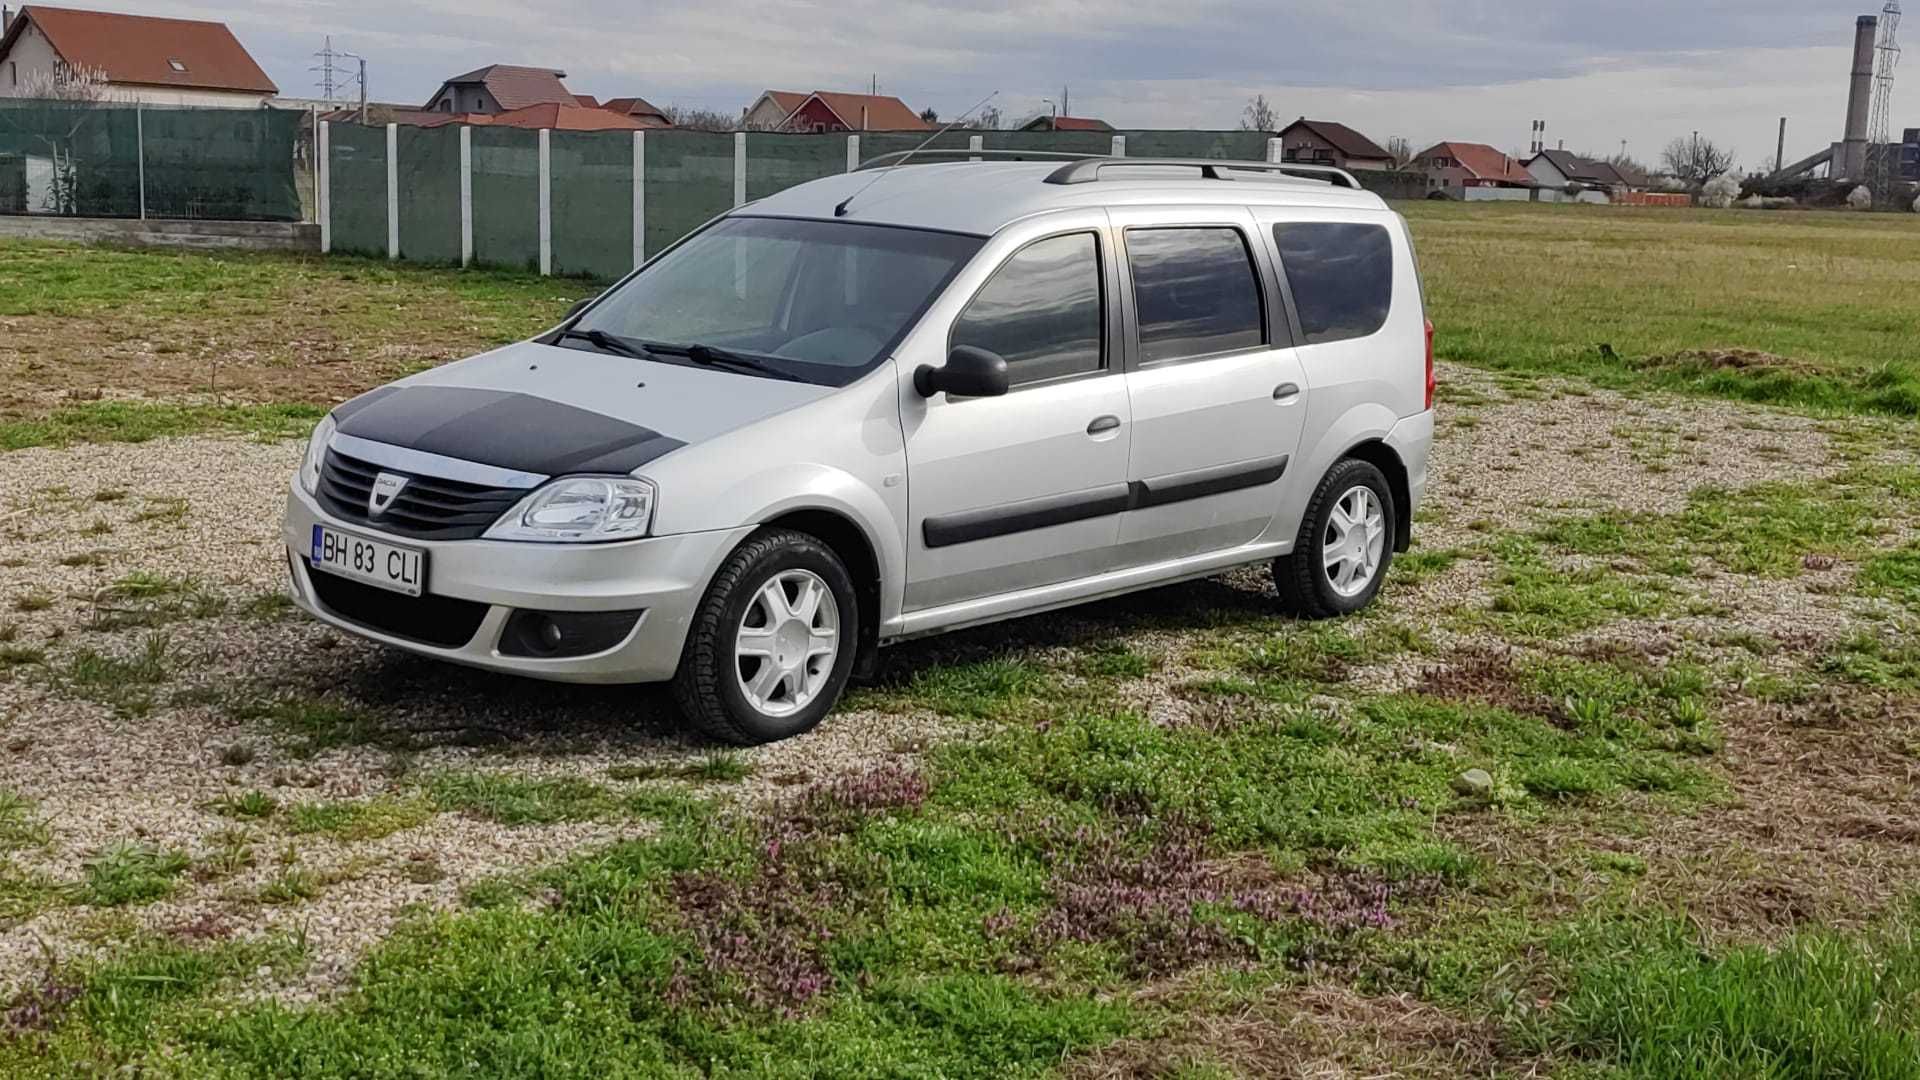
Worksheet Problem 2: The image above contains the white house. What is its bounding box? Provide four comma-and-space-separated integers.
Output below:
0, 5, 277, 107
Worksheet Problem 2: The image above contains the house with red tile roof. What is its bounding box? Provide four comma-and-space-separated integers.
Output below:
599, 96, 671, 128
0, 4, 276, 107
742, 89, 930, 132
1276, 118, 1395, 172
1019, 115, 1113, 132
1416, 140, 1536, 197
425, 64, 579, 115
419, 102, 653, 133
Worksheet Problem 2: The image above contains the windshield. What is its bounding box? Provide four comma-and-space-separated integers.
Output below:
570, 216, 984, 386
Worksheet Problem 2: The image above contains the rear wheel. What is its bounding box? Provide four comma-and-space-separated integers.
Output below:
1273, 458, 1395, 619
672, 528, 859, 745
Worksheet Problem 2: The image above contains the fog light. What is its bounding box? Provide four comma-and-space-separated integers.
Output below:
500, 608, 644, 658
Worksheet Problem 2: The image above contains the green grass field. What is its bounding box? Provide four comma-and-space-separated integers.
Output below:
1404, 201, 1920, 415
3, 206, 1920, 1077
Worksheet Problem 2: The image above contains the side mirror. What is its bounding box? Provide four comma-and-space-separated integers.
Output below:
565, 297, 594, 319
915, 346, 1010, 399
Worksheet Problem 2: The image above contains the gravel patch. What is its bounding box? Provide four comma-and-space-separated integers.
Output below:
1423, 364, 1836, 550
0, 367, 1910, 997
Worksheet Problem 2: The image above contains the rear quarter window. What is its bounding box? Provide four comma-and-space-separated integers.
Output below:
1272, 222, 1394, 344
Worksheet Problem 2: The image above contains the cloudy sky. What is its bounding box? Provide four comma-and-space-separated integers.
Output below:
149, 0, 1902, 169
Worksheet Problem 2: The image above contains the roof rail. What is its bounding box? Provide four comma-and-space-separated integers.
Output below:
1042, 157, 1365, 190
854, 148, 1101, 171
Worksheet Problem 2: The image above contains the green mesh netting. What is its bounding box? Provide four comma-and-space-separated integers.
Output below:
327, 122, 387, 255
641, 130, 733, 258
323, 126, 1362, 273
744, 132, 845, 201
0, 102, 299, 221
1119, 130, 1270, 159
140, 107, 300, 220
983, 129, 1115, 156
470, 126, 539, 272
395, 124, 461, 264
550, 129, 637, 281
853, 130, 975, 167
0, 100, 138, 217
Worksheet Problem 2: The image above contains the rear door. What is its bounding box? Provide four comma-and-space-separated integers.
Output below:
898, 211, 1131, 613
1110, 208, 1309, 563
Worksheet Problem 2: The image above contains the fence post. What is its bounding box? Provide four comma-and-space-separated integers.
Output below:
1111, 134, 1125, 158
135, 104, 146, 220
538, 128, 552, 276
733, 131, 746, 207
846, 134, 859, 172
632, 130, 646, 268
459, 125, 473, 267
385, 122, 399, 260
968, 134, 983, 162
1266, 137, 1283, 163
318, 121, 331, 253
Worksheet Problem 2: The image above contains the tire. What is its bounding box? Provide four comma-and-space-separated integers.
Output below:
671, 528, 861, 746
1273, 458, 1396, 619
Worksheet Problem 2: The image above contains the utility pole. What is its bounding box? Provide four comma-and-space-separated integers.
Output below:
1062, 86, 1069, 117
1776, 117, 1787, 174
358, 56, 368, 125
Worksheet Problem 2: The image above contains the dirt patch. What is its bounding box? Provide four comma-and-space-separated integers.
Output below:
0, 314, 450, 419
1445, 680, 1920, 943
1066, 984, 1516, 1080
1415, 649, 1568, 725
1637, 348, 1825, 377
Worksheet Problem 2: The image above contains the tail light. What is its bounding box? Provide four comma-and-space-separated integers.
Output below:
1423, 319, 1436, 411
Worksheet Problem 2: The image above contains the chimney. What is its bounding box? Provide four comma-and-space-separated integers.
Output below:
1840, 14, 1878, 177
2, 6, 12, 34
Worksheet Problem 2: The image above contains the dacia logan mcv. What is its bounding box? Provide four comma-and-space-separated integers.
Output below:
284, 156, 1435, 744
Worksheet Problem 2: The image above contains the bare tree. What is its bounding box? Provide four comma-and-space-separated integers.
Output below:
956, 105, 1003, 131
664, 105, 739, 132
1239, 94, 1277, 132
15, 63, 115, 215
1660, 135, 1736, 188
18, 61, 114, 103
1385, 135, 1415, 169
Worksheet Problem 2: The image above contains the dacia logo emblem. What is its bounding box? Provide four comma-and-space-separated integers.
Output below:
369, 472, 409, 518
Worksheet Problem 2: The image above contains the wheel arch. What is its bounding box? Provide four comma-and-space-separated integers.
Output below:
761, 506, 884, 678
1339, 439, 1412, 553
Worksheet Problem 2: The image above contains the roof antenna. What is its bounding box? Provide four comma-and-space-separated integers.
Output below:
834, 90, 999, 217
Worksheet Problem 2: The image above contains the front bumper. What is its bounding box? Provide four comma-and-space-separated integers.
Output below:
282, 479, 751, 684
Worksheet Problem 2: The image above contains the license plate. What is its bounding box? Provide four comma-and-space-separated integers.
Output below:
309, 525, 425, 597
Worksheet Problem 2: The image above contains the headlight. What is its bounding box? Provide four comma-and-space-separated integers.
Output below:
301, 414, 337, 495
484, 477, 656, 542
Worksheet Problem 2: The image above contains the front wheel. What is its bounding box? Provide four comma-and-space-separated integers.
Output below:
672, 528, 860, 745
1273, 458, 1395, 619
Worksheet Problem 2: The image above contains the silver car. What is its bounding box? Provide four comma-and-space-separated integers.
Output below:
283, 156, 1435, 744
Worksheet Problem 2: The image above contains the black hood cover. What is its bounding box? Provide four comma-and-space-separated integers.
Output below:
332, 386, 685, 476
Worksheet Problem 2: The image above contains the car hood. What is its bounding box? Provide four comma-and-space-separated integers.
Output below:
330, 341, 837, 476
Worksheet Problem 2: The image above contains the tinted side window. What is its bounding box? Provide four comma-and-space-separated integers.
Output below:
1273, 223, 1394, 344
951, 232, 1103, 385
1126, 228, 1265, 365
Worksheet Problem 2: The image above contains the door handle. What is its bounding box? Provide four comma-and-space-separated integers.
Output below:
1086, 415, 1122, 436
1273, 382, 1301, 402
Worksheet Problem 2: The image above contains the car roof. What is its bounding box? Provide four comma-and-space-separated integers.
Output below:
737, 160, 1391, 237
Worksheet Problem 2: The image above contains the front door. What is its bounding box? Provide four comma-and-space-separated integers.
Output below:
1110, 210, 1308, 563
900, 216, 1130, 613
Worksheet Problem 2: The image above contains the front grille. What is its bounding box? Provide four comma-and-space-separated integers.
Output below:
307, 568, 489, 648
317, 449, 528, 541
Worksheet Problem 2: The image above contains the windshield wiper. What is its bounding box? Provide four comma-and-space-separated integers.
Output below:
640, 341, 807, 383
556, 328, 655, 361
